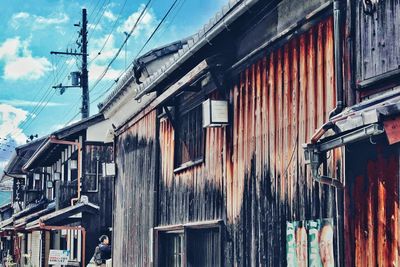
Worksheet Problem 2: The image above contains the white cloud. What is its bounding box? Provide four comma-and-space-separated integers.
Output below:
88, 23, 103, 31
4, 57, 52, 80
117, 4, 157, 38
0, 104, 28, 145
0, 38, 20, 60
89, 63, 121, 82
11, 12, 69, 30
1, 100, 65, 107
0, 37, 52, 80
89, 34, 120, 63
35, 13, 69, 26
104, 10, 117, 21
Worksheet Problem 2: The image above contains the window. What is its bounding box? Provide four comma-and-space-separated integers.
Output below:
83, 143, 113, 192
159, 232, 184, 267
156, 223, 221, 267
186, 228, 221, 267
175, 105, 204, 169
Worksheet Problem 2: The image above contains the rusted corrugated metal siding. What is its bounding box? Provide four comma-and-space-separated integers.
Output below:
113, 111, 157, 266
158, 17, 338, 266
226, 17, 338, 266
158, 117, 226, 225
344, 141, 399, 267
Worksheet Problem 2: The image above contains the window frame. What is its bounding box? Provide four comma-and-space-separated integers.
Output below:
82, 142, 114, 193
173, 102, 206, 173
154, 220, 223, 267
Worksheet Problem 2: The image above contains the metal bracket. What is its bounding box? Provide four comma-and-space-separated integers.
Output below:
303, 124, 385, 188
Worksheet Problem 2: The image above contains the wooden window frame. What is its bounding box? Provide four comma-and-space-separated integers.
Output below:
154, 220, 223, 267
174, 103, 206, 173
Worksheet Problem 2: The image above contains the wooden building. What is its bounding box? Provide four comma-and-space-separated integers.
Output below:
1, 114, 115, 266
99, 0, 400, 266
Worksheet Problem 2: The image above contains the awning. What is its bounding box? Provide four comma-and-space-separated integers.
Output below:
26, 202, 99, 230
303, 90, 400, 187
0, 218, 13, 231
13, 198, 49, 220
14, 202, 55, 229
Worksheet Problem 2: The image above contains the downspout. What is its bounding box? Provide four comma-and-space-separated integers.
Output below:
329, 0, 344, 119
311, 0, 345, 143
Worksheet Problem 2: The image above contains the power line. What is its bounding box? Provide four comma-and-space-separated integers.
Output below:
89, 0, 153, 93
87, 0, 112, 41
134, 0, 179, 59
92, 0, 180, 99
66, 0, 181, 123
88, 0, 129, 64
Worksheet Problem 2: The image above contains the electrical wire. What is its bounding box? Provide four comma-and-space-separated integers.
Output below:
87, 0, 112, 41
89, 0, 181, 102
89, 0, 153, 93
134, 0, 179, 59
88, 0, 129, 64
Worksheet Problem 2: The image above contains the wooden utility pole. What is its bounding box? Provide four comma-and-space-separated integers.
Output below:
51, 8, 89, 119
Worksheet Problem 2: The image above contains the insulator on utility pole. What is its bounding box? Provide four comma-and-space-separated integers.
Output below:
50, 8, 89, 120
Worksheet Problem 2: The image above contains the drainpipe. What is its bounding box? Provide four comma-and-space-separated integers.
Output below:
49, 136, 81, 206
311, 0, 345, 144
329, 0, 344, 119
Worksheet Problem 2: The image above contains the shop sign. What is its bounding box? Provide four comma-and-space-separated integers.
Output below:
48, 250, 70, 265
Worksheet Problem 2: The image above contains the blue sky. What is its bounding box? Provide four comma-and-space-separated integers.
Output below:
0, 0, 228, 171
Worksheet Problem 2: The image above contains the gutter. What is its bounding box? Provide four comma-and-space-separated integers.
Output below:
134, 0, 259, 100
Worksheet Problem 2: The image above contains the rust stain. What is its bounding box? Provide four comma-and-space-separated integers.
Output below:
346, 143, 399, 266
158, 17, 339, 265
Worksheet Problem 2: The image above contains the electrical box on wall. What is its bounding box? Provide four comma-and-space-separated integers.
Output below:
102, 163, 116, 177
202, 99, 229, 127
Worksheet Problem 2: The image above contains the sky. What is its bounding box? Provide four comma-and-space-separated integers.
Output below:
0, 0, 228, 173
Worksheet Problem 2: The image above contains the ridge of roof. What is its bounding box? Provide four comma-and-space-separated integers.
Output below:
134, 0, 256, 100
99, 39, 188, 112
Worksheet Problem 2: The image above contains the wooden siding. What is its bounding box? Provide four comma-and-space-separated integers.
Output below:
158, 17, 339, 266
345, 141, 400, 267
355, 0, 400, 82
158, 117, 225, 225
113, 110, 157, 266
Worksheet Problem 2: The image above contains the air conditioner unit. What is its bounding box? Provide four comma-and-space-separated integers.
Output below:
102, 163, 116, 177
202, 99, 229, 128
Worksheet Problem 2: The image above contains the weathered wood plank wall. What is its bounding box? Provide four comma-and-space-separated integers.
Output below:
158, 116, 225, 225
356, 0, 400, 82
158, 17, 339, 266
113, 111, 157, 266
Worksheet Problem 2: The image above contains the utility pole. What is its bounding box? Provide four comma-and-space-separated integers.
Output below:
51, 8, 89, 119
